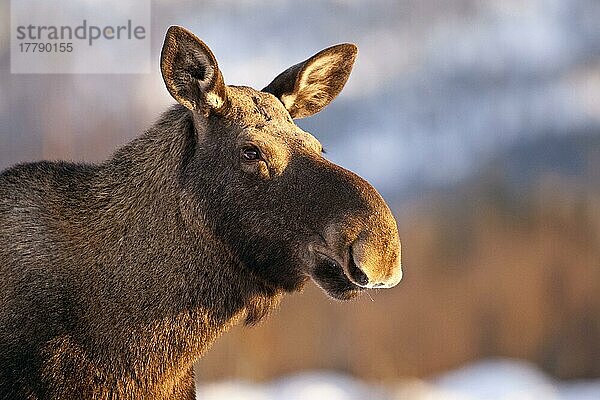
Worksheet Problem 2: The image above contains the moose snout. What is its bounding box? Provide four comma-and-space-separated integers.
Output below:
318, 211, 403, 290
305, 159, 403, 293
349, 234, 403, 289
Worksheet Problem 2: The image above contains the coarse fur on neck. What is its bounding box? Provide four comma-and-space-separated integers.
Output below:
41, 105, 282, 397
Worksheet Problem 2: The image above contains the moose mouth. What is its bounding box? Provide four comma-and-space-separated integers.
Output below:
310, 251, 367, 301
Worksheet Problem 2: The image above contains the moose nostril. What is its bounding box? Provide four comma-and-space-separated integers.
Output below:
348, 257, 369, 286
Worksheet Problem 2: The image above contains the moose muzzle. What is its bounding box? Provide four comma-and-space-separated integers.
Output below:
349, 228, 403, 289
315, 162, 403, 291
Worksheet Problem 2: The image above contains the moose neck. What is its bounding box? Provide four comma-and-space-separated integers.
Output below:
81, 105, 281, 386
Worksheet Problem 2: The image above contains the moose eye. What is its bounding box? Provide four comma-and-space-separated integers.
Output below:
241, 146, 261, 161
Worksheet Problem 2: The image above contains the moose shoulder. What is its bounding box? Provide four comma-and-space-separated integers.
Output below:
0, 26, 403, 399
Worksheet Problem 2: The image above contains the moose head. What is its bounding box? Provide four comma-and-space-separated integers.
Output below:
161, 26, 403, 300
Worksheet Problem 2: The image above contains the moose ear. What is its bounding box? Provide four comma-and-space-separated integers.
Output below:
160, 26, 228, 113
262, 44, 357, 119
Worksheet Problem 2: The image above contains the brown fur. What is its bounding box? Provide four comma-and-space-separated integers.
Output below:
0, 26, 402, 399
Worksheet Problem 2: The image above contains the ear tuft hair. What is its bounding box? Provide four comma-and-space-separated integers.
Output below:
263, 44, 357, 119
160, 26, 228, 114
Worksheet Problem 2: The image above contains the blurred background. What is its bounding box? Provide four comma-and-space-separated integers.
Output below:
1, 0, 599, 398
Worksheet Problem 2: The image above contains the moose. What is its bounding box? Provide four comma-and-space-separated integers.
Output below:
0, 26, 403, 399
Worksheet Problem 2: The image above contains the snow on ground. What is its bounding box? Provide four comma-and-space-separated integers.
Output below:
196, 359, 600, 400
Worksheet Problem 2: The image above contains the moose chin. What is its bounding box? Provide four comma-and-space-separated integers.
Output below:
0, 26, 402, 399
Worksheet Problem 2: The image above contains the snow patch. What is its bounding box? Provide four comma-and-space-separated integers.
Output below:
197, 359, 600, 400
